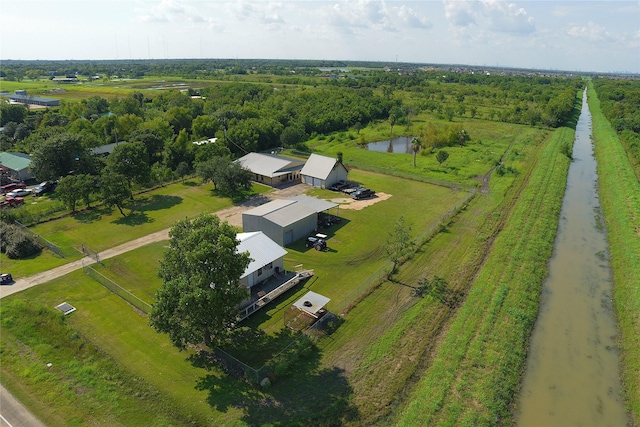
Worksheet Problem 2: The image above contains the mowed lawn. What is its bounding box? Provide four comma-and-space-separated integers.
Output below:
1, 170, 470, 426
1, 181, 270, 279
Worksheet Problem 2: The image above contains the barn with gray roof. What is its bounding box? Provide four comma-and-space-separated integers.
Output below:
300, 153, 348, 189
236, 152, 305, 187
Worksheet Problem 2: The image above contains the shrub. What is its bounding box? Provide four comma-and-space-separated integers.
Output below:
0, 222, 41, 259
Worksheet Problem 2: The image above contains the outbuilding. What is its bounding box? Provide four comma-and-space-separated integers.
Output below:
300, 153, 348, 189
242, 199, 317, 246
0, 152, 33, 181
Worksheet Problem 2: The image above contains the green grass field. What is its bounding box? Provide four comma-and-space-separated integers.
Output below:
588, 83, 640, 424
5, 89, 636, 426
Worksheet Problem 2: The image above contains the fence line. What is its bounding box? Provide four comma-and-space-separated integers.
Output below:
330, 190, 477, 316
13, 220, 65, 258
82, 262, 152, 314
80, 243, 102, 264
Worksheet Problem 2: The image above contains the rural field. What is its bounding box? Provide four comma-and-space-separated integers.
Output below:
1, 64, 638, 426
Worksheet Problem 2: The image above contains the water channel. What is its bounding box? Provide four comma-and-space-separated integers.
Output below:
516, 89, 629, 426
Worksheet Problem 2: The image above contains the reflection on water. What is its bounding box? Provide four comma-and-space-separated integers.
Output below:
366, 136, 416, 154
516, 89, 629, 426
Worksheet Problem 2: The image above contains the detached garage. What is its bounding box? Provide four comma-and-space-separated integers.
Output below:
300, 153, 348, 189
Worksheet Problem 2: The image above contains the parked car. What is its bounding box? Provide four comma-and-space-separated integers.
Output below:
0, 273, 13, 285
6, 188, 31, 198
34, 181, 57, 196
0, 197, 24, 209
0, 182, 26, 194
352, 188, 375, 200
342, 185, 364, 194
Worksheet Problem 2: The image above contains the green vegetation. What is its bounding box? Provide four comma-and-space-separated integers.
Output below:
395, 125, 573, 426
589, 83, 640, 423
5, 61, 636, 426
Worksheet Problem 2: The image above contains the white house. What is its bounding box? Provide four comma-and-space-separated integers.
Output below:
300, 153, 348, 189
237, 231, 288, 288
236, 152, 305, 187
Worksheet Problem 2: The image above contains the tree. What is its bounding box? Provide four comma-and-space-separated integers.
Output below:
106, 141, 150, 190
29, 133, 94, 181
176, 161, 190, 182
436, 150, 450, 165
0, 104, 27, 126
279, 125, 307, 148
192, 115, 220, 138
411, 137, 422, 167
196, 156, 229, 189
149, 214, 251, 349
57, 175, 82, 212
100, 169, 131, 216
388, 105, 403, 137
128, 128, 165, 165
385, 216, 412, 274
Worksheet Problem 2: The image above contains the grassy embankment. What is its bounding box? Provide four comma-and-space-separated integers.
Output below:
588, 83, 640, 424
394, 125, 574, 426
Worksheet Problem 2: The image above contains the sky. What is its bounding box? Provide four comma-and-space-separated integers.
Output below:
0, 0, 638, 73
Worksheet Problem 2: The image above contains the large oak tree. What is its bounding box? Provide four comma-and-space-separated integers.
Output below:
150, 214, 251, 349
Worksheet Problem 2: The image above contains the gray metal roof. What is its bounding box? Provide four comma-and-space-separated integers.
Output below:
243, 199, 296, 217
300, 153, 345, 180
264, 203, 316, 227
289, 195, 338, 212
237, 232, 288, 279
236, 152, 305, 178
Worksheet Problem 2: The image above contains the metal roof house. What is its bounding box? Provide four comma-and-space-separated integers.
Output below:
242, 196, 338, 246
236, 152, 305, 187
0, 152, 33, 181
300, 153, 348, 189
237, 231, 288, 288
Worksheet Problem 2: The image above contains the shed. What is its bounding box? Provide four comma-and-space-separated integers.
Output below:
236, 152, 305, 187
237, 231, 288, 288
242, 199, 317, 246
0, 152, 33, 181
293, 291, 330, 318
300, 153, 348, 189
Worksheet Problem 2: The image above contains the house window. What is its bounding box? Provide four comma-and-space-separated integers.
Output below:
257, 268, 263, 276
267, 262, 273, 270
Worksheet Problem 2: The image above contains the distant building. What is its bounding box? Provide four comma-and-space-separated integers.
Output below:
0, 152, 33, 181
90, 141, 128, 157
0, 90, 60, 107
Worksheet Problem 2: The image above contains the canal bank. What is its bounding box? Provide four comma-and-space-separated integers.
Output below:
516, 89, 629, 426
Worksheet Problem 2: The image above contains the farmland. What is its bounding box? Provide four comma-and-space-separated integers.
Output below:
1, 62, 637, 426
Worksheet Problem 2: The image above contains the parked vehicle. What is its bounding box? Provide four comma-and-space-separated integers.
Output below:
6, 188, 31, 198
342, 185, 364, 194
0, 273, 13, 285
0, 197, 24, 208
305, 234, 328, 251
329, 180, 349, 191
352, 188, 375, 200
0, 182, 26, 194
34, 181, 57, 196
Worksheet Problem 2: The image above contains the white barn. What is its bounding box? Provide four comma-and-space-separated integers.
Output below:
300, 153, 348, 189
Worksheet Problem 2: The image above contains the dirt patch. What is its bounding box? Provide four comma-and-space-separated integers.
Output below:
331, 192, 391, 211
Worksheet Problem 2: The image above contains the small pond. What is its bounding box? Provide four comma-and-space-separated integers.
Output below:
365, 136, 417, 154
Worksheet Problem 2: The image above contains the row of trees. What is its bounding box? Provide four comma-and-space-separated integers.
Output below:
593, 78, 640, 174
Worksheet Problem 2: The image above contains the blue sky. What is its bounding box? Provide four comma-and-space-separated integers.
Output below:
1, 0, 638, 73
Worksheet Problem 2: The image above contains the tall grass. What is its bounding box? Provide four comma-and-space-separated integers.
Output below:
395, 126, 573, 426
588, 83, 640, 424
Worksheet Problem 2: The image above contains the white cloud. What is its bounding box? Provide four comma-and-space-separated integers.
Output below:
566, 21, 615, 43
135, 0, 214, 25
322, 0, 432, 34
443, 0, 534, 34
